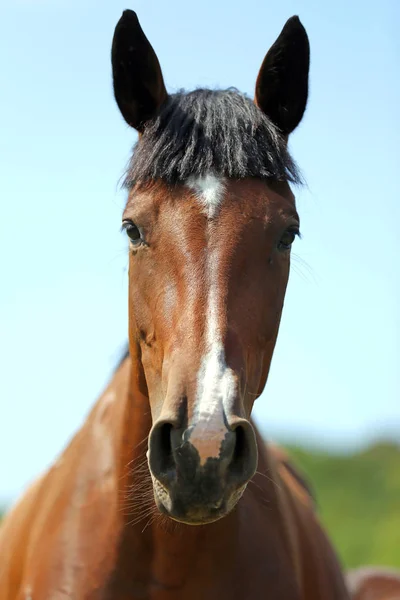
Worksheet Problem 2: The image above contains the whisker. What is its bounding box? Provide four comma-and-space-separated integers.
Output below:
142, 514, 156, 533
255, 469, 283, 492
291, 253, 318, 285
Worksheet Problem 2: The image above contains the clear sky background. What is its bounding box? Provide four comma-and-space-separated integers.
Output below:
1, 0, 399, 503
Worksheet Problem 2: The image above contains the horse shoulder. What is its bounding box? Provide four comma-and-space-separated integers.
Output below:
0, 359, 131, 599
0, 472, 48, 600
265, 443, 350, 600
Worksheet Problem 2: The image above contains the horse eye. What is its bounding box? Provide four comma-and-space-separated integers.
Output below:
122, 220, 142, 245
278, 229, 298, 251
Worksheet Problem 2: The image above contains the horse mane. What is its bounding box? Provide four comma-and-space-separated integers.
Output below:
123, 88, 302, 187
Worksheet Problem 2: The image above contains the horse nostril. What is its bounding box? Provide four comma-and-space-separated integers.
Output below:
230, 425, 246, 474
228, 423, 257, 484
149, 416, 257, 494
149, 421, 175, 482
159, 422, 173, 458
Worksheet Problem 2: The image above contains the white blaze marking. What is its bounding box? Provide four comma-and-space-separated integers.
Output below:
187, 174, 225, 218
186, 175, 237, 464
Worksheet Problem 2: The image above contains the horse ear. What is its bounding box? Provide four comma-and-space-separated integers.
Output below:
255, 16, 310, 136
111, 10, 168, 132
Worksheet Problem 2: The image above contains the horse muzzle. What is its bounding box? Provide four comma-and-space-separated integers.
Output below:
148, 418, 258, 525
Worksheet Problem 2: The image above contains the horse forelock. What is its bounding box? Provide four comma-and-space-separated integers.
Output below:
123, 89, 302, 188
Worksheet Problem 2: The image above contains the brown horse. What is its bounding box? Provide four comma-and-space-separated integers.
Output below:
347, 567, 400, 600
0, 10, 394, 600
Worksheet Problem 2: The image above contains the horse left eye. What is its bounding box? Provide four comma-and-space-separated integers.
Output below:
278, 229, 297, 251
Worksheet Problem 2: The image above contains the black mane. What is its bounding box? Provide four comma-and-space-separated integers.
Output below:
124, 89, 301, 187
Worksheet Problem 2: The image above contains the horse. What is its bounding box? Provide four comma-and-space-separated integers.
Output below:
0, 10, 395, 599
347, 567, 400, 600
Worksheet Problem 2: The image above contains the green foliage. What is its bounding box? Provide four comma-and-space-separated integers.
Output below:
287, 442, 400, 569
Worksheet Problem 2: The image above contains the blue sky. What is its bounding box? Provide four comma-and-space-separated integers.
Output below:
1, 0, 399, 502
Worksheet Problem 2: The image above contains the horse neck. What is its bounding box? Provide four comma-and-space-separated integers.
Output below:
117, 349, 152, 488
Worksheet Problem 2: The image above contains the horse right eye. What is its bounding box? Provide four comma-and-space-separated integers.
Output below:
122, 220, 143, 245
